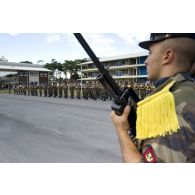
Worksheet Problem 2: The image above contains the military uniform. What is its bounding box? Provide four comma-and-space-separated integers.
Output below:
43, 84, 48, 97
23, 85, 27, 95
137, 73, 195, 162
34, 85, 38, 96
20, 84, 24, 95
48, 84, 53, 97
88, 82, 92, 99
139, 83, 146, 100
100, 86, 107, 101
38, 84, 43, 97
90, 82, 97, 100
58, 83, 63, 98
75, 83, 81, 99
95, 83, 101, 99
53, 83, 58, 98
133, 83, 139, 97
82, 83, 88, 100
27, 85, 30, 96
8, 84, 11, 94
18, 84, 21, 95
134, 33, 195, 163
30, 84, 34, 96
64, 83, 68, 98
13, 84, 16, 95
69, 83, 75, 99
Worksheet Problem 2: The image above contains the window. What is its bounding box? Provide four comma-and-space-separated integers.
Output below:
117, 60, 122, 66
19, 72, 24, 76
23, 71, 28, 76
139, 56, 147, 64
39, 72, 44, 77
128, 58, 136, 65
138, 67, 147, 75
116, 70, 123, 76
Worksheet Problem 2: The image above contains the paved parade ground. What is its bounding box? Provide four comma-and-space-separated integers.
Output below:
0, 94, 121, 163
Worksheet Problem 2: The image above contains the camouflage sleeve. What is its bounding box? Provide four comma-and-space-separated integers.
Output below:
140, 85, 195, 163
140, 125, 195, 163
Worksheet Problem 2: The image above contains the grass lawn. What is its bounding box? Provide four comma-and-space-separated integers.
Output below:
0, 90, 13, 94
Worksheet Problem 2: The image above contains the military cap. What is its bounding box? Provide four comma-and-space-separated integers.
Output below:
139, 33, 195, 49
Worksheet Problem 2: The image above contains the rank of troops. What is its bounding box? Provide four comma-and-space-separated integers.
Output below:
10, 80, 155, 101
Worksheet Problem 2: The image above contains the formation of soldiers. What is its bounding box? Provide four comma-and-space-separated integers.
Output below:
9, 80, 155, 101
126, 81, 155, 100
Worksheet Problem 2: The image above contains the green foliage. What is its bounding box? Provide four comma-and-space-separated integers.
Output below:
44, 58, 88, 80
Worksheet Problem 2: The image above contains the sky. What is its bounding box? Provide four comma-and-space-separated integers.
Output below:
0, 33, 150, 64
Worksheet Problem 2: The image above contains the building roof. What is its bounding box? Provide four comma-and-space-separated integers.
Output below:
0, 61, 51, 72
78, 52, 148, 65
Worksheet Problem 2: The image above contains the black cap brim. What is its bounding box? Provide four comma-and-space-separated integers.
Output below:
138, 39, 164, 50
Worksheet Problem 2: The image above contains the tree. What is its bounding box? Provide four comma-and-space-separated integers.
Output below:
44, 58, 88, 81
44, 59, 63, 80
62, 58, 88, 80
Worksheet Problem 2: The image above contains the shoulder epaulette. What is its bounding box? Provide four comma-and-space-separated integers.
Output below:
136, 81, 180, 140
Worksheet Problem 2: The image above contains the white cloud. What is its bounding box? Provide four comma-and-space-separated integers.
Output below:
84, 33, 115, 45
46, 34, 61, 43
115, 33, 150, 53
66, 33, 149, 58
8, 33, 19, 36
116, 33, 150, 44
63, 33, 81, 47
82, 33, 118, 55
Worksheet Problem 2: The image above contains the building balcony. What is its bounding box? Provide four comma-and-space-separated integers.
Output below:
81, 64, 146, 73
80, 74, 148, 81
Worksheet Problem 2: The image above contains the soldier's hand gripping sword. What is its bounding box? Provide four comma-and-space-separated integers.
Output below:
74, 33, 140, 139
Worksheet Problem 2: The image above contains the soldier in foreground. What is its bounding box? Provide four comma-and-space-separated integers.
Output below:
111, 33, 195, 163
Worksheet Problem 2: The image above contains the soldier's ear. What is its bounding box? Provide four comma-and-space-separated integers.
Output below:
162, 49, 174, 65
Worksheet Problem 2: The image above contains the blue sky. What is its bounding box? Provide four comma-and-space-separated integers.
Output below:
0, 33, 150, 64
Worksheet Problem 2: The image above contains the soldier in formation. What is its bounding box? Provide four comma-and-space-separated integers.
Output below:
58, 82, 63, 98
69, 81, 75, 99
10, 79, 156, 102
64, 81, 68, 98
75, 82, 81, 99
43, 83, 48, 97
53, 82, 58, 98
38, 84, 43, 97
